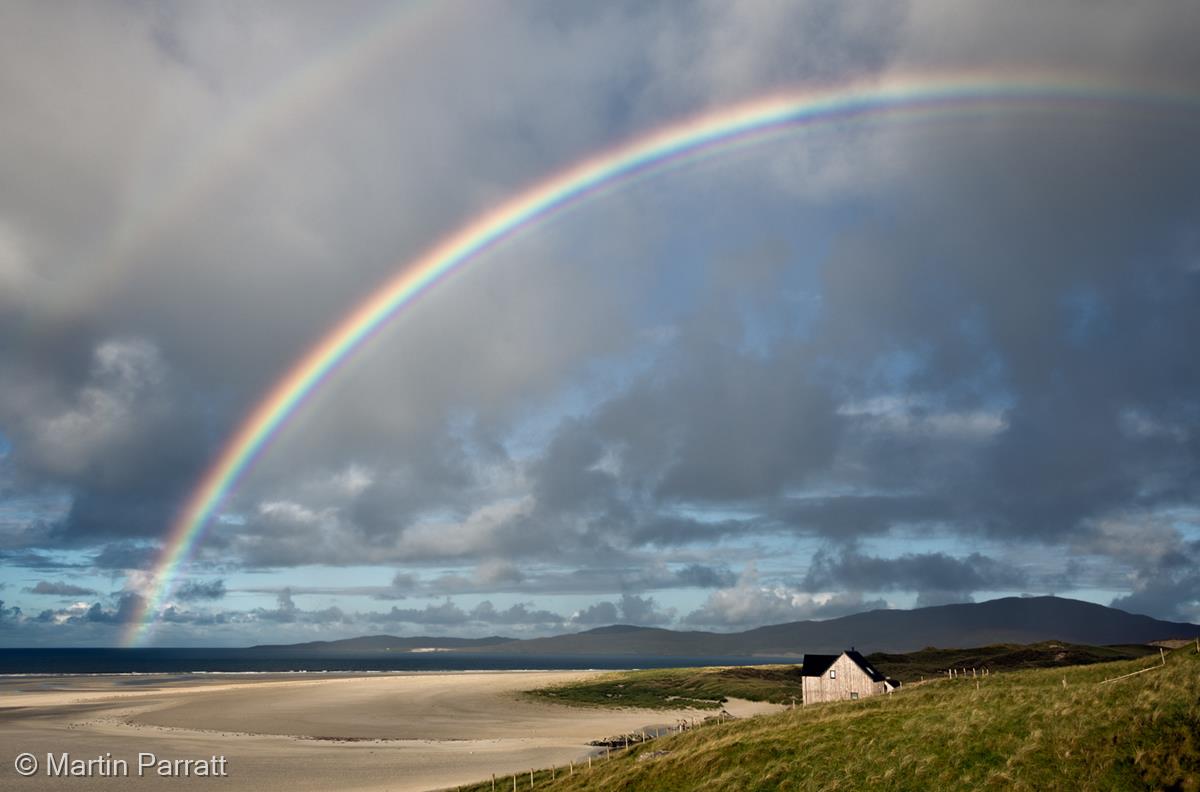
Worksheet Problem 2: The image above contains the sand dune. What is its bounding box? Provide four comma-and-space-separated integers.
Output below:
1, 671, 772, 791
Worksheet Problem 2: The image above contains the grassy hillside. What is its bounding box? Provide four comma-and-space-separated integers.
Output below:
466, 648, 1199, 791
523, 642, 1157, 708
526, 665, 806, 710
867, 641, 1158, 683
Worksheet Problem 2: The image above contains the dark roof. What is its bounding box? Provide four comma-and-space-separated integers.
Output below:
801, 650, 889, 682
800, 654, 839, 676
845, 649, 887, 682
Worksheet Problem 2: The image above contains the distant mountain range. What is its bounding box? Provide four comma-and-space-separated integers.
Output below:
249, 634, 509, 652
249, 596, 1199, 656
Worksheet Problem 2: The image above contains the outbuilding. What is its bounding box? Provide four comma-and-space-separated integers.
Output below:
801, 649, 899, 704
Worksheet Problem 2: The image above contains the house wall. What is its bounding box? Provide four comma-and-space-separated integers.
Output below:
802, 654, 888, 704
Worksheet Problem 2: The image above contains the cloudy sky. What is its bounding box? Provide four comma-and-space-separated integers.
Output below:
1, 1, 1198, 647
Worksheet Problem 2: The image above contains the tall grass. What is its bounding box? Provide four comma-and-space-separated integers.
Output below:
460, 648, 1199, 791
525, 665, 806, 710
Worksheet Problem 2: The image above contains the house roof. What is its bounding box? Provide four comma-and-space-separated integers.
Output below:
801, 650, 889, 682
800, 654, 839, 676
845, 649, 888, 682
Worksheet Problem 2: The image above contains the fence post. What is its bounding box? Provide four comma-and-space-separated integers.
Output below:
491, 773, 495, 791
1160, 647, 1166, 665
530, 768, 533, 789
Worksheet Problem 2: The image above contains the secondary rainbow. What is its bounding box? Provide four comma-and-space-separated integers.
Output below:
123, 71, 1196, 645
56, 0, 445, 318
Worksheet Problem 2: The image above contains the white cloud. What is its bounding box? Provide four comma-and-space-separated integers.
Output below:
331, 464, 374, 497
393, 497, 535, 561
684, 563, 887, 628
838, 395, 1007, 440
28, 339, 166, 476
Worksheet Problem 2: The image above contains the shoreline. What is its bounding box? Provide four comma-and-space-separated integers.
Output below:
1, 670, 781, 791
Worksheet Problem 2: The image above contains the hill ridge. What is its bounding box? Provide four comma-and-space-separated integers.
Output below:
251, 595, 1198, 655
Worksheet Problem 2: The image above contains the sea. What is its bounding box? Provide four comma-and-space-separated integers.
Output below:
0, 649, 801, 676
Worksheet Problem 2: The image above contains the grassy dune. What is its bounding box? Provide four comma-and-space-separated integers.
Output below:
525, 665, 806, 710
867, 641, 1158, 683
469, 648, 1199, 791
521, 642, 1156, 710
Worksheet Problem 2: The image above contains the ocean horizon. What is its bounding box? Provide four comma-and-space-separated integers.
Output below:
0, 649, 801, 676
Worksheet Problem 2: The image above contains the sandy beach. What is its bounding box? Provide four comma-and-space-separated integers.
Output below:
0, 671, 781, 791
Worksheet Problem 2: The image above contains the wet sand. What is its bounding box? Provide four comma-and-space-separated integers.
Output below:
0, 671, 781, 791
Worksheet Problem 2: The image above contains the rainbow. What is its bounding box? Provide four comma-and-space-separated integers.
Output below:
123, 71, 1196, 645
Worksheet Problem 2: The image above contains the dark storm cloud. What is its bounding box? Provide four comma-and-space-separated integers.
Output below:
371, 600, 472, 627
610, 593, 675, 626
421, 562, 737, 596
174, 579, 226, 602
251, 590, 349, 626
570, 594, 675, 626
772, 495, 951, 540
3, 0, 1200, 638
91, 542, 157, 571
569, 600, 618, 626
0, 550, 79, 570
240, 561, 737, 602
674, 563, 738, 589
468, 601, 563, 626
0, 0, 677, 565
25, 580, 97, 597
801, 550, 1028, 595
0, 600, 21, 622
600, 337, 840, 505
365, 599, 566, 628
80, 593, 143, 625
627, 516, 755, 547
401, 597, 629, 628
1111, 569, 1200, 623
0, 337, 212, 549
512, 332, 842, 557
805, 123, 1200, 558
911, 591, 975, 608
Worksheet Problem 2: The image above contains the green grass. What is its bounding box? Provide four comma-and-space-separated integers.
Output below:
466, 648, 1200, 791
868, 641, 1159, 683
524, 665, 806, 710
522, 642, 1156, 710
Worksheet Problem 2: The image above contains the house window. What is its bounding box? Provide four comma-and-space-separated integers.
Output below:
829, 669, 836, 679
850, 692, 859, 700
